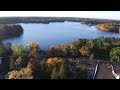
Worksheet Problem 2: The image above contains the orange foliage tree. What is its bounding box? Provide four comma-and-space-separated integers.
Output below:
46, 57, 65, 72
79, 46, 91, 57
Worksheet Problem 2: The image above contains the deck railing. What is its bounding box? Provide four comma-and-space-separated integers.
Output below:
93, 64, 99, 79
111, 65, 120, 79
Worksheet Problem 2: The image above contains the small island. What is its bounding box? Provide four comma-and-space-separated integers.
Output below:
0, 24, 23, 41
96, 23, 120, 33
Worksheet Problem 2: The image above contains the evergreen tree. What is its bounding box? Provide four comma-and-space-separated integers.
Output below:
0, 45, 6, 57
89, 53, 94, 60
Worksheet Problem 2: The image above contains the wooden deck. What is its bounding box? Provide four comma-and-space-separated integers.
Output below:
96, 63, 116, 79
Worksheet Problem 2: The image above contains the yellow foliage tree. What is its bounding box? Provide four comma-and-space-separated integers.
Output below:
6, 67, 33, 79
79, 46, 91, 57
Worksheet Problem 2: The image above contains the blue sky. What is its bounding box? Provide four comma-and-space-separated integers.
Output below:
0, 11, 120, 20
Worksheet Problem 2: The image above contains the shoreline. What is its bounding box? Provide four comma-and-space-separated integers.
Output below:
0, 17, 120, 25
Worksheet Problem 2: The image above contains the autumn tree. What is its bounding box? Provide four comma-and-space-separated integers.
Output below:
27, 58, 37, 71
58, 64, 66, 79
12, 44, 25, 57
79, 46, 91, 57
6, 67, 33, 79
46, 57, 67, 79
46, 57, 64, 72
27, 42, 39, 51
46, 39, 85, 58
47, 45, 70, 58
96, 23, 119, 33
50, 67, 58, 79
27, 42, 40, 60
9, 44, 27, 70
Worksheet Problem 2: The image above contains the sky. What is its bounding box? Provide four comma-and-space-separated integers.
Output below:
0, 11, 120, 20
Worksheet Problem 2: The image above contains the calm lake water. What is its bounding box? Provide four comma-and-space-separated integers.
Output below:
2, 21, 120, 50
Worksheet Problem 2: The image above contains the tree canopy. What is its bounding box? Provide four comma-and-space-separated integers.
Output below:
110, 47, 120, 62
6, 67, 33, 79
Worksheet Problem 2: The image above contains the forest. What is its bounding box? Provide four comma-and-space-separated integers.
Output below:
0, 17, 120, 79
96, 23, 120, 33
0, 17, 120, 25
0, 24, 23, 41
0, 37, 120, 79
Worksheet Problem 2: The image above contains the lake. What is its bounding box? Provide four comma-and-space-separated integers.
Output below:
2, 21, 120, 50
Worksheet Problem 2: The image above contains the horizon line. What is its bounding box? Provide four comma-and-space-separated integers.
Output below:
0, 16, 119, 20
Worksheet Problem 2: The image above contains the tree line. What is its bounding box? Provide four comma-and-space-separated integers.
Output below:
0, 42, 87, 79
96, 23, 120, 33
0, 24, 23, 41
46, 36, 120, 61
1, 36, 120, 79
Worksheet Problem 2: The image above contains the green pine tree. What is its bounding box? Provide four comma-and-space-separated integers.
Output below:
89, 53, 94, 60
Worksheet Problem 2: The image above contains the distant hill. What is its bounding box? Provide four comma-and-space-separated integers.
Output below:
0, 17, 120, 25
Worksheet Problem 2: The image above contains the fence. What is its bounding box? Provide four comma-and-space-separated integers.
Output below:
111, 65, 120, 79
